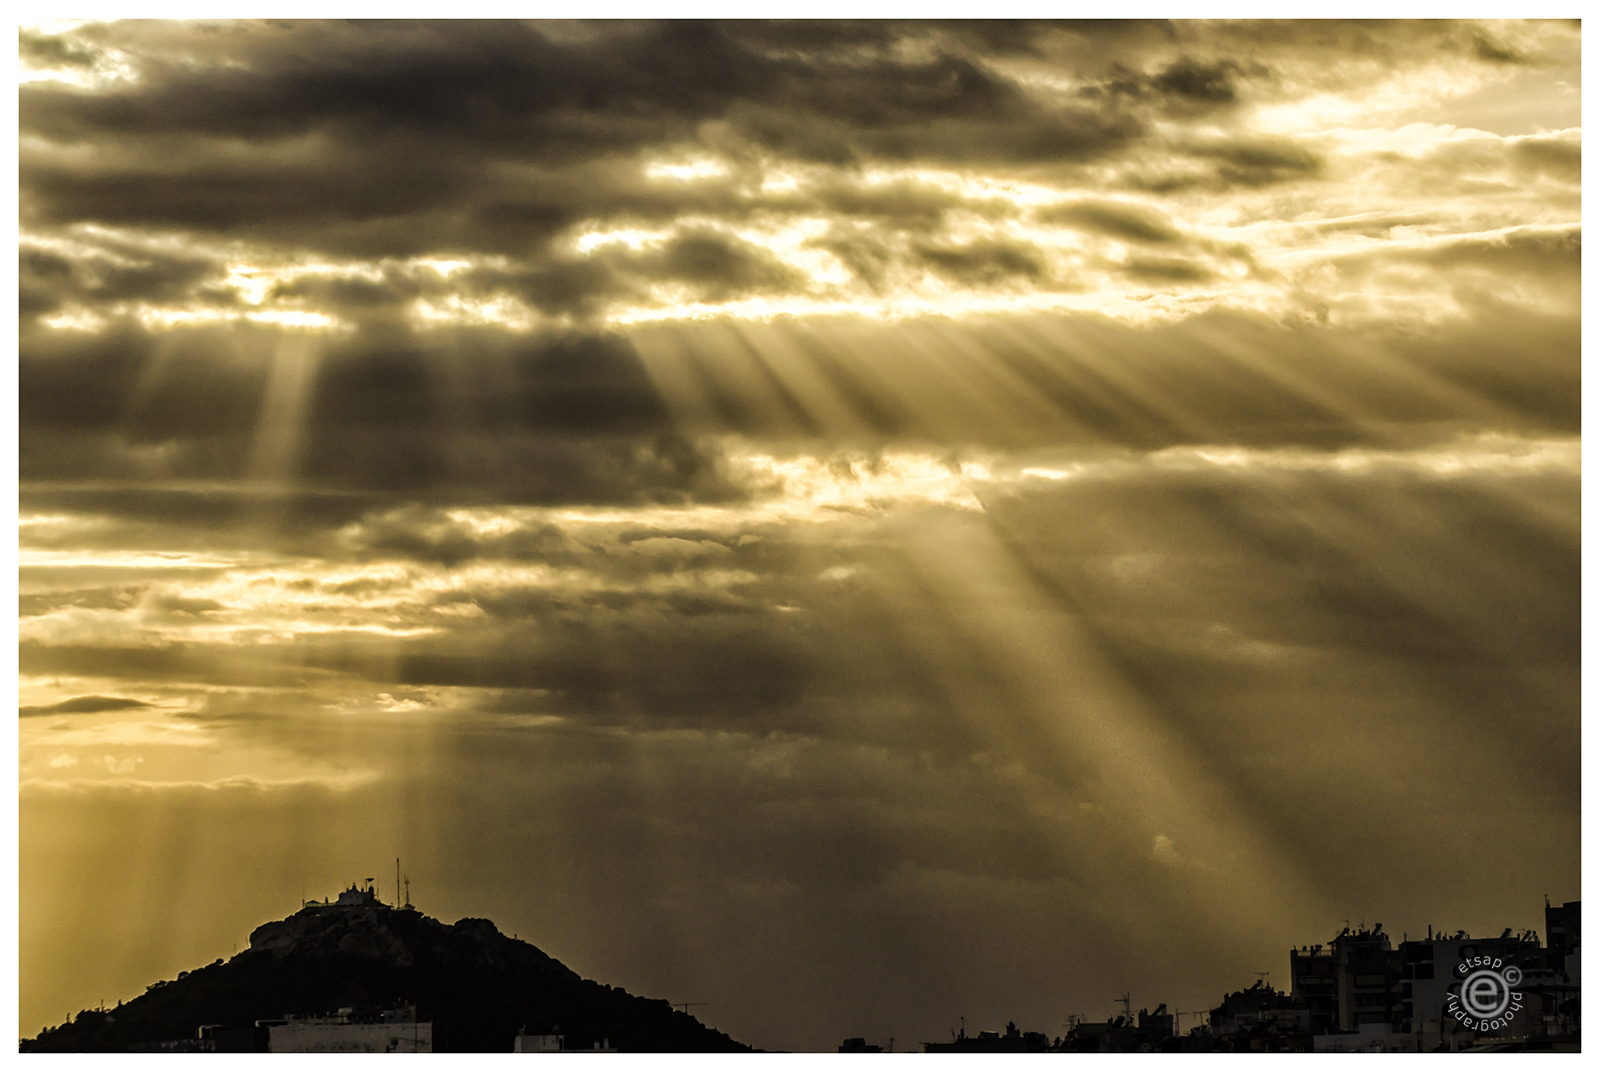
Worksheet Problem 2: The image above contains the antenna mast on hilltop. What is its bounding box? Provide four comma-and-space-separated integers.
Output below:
395, 856, 412, 908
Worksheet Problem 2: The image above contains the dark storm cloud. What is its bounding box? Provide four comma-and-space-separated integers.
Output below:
17, 486, 378, 544
1510, 135, 1581, 181
18, 21, 1141, 255
19, 586, 143, 618
1182, 136, 1323, 186
19, 234, 227, 315
267, 270, 429, 314
28, 19, 1493, 267
18, 246, 74, 316
914, 237, 1049, 285
1090, 55, 1254, 120
19, 425, 729, 512
1115, 135, 1324, 194
466, 257, 634, 321
1121, 256, 1214, 284
18, 323, 743, 506
637, 230, 808, 301
18, 641, 321, 688
21, 436, 1577, 742
1467, 28, 1531, 64
18, 295, 1579, 532
454, 180, 1022, 317
22, 172, 1027, 329
393, 623, 817, 721
18, 27, 97, 67
812, 177, 1011, 228
1150, 57, 1245, 104
20, 695, 153, 717
18, 587, 822, 732
19, 18, 1563, 331
337, 505, 573, 569
1033, 198, 1184, 244
809, 230, 897, 293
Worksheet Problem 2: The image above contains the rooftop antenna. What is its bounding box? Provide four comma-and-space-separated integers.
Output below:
396, 858, 401, 908
404, 871, 411, 908
1255, 971, 1271, 984
672, 1002, 708, 1016
1115, 993, 1131, 1019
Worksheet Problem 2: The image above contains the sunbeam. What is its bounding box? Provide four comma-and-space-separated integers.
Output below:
246, 334, 321, 487
19, 18, 1578, 1054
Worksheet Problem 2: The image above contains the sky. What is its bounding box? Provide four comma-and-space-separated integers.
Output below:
16, 19, 1581, 1051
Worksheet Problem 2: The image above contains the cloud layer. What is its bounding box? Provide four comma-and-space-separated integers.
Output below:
19, 19, 1580, 1052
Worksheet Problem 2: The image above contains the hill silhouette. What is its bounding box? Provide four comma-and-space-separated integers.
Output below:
22, 897, 751, 1052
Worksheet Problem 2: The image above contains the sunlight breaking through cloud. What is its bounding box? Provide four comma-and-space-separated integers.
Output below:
18, 18, 1578, 1054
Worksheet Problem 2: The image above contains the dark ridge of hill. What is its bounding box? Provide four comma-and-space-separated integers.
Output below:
21, 903, 751, 1052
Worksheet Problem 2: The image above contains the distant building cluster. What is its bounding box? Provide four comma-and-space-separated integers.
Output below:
843, 897, 1580, 1054
130, 1005, 432, 1053
132, 1007, 635, 1054
514, 1030, 617, 1053
264, 1007, 433, 1053
301, 877, 415, 912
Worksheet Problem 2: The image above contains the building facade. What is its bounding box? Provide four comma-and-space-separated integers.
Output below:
266, 1006, 432, 1053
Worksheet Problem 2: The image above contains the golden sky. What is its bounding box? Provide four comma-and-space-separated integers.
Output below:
17, 19, 1580, 1050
